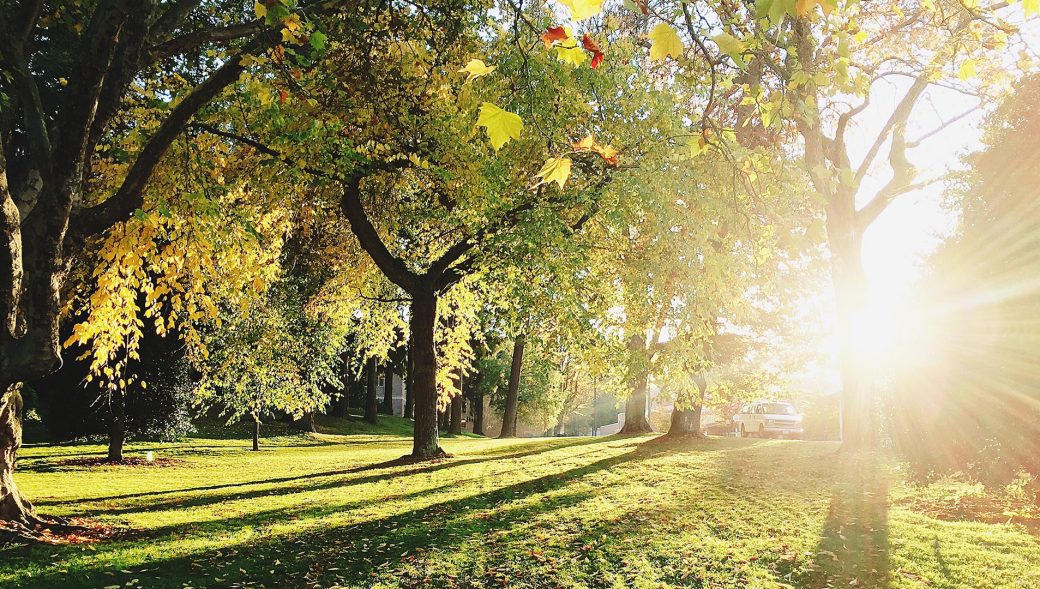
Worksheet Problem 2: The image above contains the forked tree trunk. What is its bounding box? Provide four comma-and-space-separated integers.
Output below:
0, 384, 36, 524
409, 290, 444, 458
667, 405, 704, 437
620, 334, 653, 434
251, 415, 260, 451
107, 389, 126, 462
364, 357, 378, 425
499, 333, 525, 438
404, 334, 414, 419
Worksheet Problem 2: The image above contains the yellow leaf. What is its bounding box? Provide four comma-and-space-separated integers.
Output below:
476, 102, 523, 150
253, 1, 267, 18
795, 0, 820, 15
958, 59, 977, 81
534, 157, 573, 189
558, 0, 605, 20
1026, 0, 1039, 17
555, 41, 588, 67
281, 28, 296, 43
459, 59, 496, 83
689, 136, 707, 158
648, 24, 684, 62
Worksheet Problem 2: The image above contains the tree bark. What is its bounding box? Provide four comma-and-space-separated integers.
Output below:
251, 415, 260, 452
471, 378, 485, 436
0, 384, 35, 524
826, 197, 874, 449
404, 333, 414, 419
449, 393, 463, 435
409, 289, 445, 458
499, 333, 525, 438
381, 362, 394, 414
335, 353, 351, 418
365, 356, 379, 425
620, 334, 653, 434
667, 405, 703, 437
107, 389, 126, 462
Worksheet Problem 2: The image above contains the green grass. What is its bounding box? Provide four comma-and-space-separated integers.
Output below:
3, 418, 1039, 588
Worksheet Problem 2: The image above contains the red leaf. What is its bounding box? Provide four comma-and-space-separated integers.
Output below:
634, 0, 650, 15
541, 26, 568, 48
581, 34, 605, 69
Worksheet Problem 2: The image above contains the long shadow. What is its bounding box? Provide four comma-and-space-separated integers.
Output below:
5, 441, 653, 588
795, 450, 890, 589
35, 435, 618, 511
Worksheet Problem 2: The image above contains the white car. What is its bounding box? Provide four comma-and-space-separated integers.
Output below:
733, 401, 803, 439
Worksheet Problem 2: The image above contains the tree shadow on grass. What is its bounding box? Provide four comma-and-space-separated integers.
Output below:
33, 435, 619, 512
795, 450, 890, 589
4, 441, 653, 588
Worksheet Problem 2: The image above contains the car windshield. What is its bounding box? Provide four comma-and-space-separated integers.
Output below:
762, 403, 796, 415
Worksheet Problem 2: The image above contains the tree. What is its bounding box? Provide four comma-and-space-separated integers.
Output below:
0, 0, 335, 528
661, 0, 1031, 446
193, 278, 343, 451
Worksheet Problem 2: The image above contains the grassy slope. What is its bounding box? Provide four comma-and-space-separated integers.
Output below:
3, 417, 1038, 588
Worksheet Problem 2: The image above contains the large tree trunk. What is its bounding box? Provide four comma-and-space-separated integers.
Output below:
826, 199, 874, 449
499, 333, 525, 438
381, 363, 394, 414
108, 389, 126, 462
409, 290, 444, 458
555, 411, 566, 436
0, 384, 36, 524
364, 356, 378, 424
620, 334, 653, 434
404, 334, 414, 419
667, 405, 703, 437
251, 415, 260, 451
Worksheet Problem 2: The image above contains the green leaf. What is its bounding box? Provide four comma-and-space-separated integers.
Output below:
476, 102, 523, 150
309, 30, 327, 52
713, 32, 746, 68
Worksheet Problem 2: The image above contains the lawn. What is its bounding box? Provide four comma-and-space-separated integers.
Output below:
3, 418, 1039, 588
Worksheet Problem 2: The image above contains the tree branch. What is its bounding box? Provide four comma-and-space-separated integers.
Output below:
151, 20, 264, 61
70, 51, 254, 239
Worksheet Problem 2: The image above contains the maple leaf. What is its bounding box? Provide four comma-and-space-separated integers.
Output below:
555, 41, 588, 67
476, 102, 523, 150
542, 26, 568, 48
534, 157, 573, 189
572, 135, 619, 167
713, 32, 746, 68
558, 0, 605, 21
648, 24, 684, 62
459, 59, 496, 83
581, 34, 605, 69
